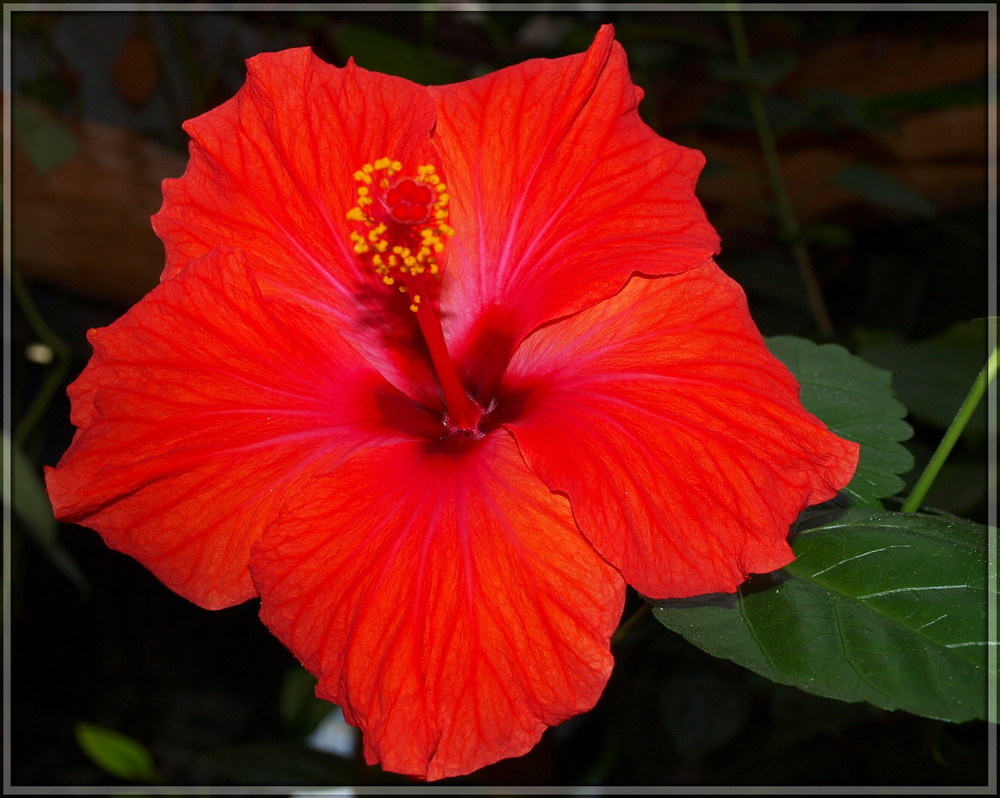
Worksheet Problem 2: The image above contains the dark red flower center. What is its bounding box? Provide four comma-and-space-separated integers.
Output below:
347, 159, 484, 436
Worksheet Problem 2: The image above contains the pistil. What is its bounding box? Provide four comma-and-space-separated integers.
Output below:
347, 159, 482, 434
409, 285, 483, 432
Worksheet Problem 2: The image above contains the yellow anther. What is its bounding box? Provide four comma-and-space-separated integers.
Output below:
346, 157, 453, 299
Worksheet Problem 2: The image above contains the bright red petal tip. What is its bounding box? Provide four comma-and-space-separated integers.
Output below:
430, 24, 721, 393
251, 432, 625, 780
504, 261, 860, 599
45, 248, 416, 608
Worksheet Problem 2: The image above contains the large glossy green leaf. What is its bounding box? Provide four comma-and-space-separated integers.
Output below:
767, 335, 914, 508
654, 508, 993, 723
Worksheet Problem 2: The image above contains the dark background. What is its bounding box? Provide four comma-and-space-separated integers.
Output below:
9, 7, 993, 789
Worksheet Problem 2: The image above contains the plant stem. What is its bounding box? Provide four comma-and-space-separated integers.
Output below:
726, 10, 836, 339
611, 602, 651, 647
901, 345, 999, 513
12, 271, 72, 448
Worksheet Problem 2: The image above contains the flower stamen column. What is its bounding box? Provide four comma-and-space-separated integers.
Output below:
347, 159, 482, 434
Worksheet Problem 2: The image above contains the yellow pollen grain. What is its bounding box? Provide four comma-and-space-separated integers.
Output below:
346, 157, 456, 298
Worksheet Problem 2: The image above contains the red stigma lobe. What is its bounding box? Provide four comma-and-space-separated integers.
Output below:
387, 178, 434, 224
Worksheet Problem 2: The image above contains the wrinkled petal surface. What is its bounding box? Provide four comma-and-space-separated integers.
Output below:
46, 25, 862, 783
503, 261, 860, 599
430, 25, 720, 394
251, 432, 624, 780
45, 249, 420, 608
152, 48, 441, 404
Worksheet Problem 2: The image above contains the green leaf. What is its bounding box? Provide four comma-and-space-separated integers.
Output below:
767, 336, 914, 508
279, 666, 329, 739
5, 433, 87, 593
798, 88, 896, 133
654, 508, 993, 723
75, 722, 159, 783
868, 82, 986, 115
196, 742, 370, 785
13, 98, 78, 176
834, 163, 936, 217
707, 50, 796, 88
331, 24, 461, 86
859, 322, 989, 436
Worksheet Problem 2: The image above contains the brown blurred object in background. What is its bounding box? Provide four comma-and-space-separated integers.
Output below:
13, 97, 186, 307
687, 25, 988, 239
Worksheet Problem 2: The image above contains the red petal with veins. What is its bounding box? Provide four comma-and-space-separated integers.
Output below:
46, 26, 863, 782
251, 432, 624, 780
504, 261, 859, 599
45, 249, 425, 609
152, 48, 441, 405
429, 25, 720, 394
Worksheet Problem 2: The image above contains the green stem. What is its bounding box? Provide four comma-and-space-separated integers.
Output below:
13, 271, 72, 448
611, 602, 651, 647
901, 345, 999, 513
726, 10, 836, 339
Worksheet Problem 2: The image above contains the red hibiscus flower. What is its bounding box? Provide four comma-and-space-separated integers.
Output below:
45, 26, 859, 781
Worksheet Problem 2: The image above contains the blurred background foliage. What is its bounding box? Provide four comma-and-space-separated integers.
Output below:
8, 7, 992, 789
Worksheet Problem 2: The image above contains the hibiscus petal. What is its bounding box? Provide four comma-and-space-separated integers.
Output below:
45, 248, 422, 609
151, 48, 441, 402
503, 261, 860, 599
251, 431, 625, 780
429, 24, 720, 393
